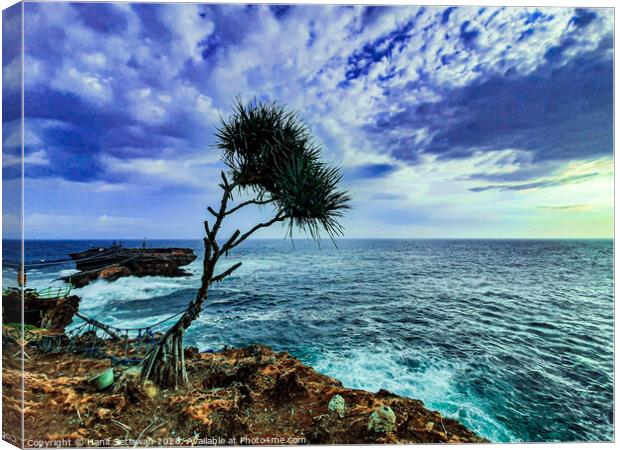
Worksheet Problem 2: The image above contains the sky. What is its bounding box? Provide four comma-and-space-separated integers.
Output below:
2, 2, 614, 239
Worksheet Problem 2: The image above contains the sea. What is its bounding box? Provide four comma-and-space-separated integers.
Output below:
2, 239, 614, 442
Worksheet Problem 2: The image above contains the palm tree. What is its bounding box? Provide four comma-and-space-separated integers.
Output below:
141, 98, 351, 388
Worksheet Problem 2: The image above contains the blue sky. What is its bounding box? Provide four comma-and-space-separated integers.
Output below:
2, 3, 614, 239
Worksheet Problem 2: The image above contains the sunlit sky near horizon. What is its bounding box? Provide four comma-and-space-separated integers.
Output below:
2, 2, 614, 239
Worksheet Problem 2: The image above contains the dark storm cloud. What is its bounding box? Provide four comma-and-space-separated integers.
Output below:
23, 88, 135, 181
536, 204, 588, 211
348, 163, 399, 180
465, 165, 553, 183
74, 2, 129, 34
369, 41, 612, 166
3, 3, 23, 181
345, 17, 417, 81
468, 173, 599, 192
19, 2, 226, 184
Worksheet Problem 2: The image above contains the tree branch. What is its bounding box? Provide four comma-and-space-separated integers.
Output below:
202, 237, 211, 279
224, 213, 288, 252
222, 229, 240, 253
208, 172, 234, 251
207, 207, 219, 218
75, 312, 120, 340
210, 262, 242, 283
225, 198, 274, 216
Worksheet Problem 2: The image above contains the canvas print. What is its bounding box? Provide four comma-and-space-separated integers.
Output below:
1, 1, 614, 447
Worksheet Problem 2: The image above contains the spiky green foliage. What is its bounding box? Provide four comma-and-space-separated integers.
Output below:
214, 98, 350, 238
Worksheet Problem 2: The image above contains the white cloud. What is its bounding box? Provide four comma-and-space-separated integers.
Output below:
81, 52, 107, 68
96, 214, 146, 229
51, 66, 113, 103
25, 213, 146, 235
24, 150, 50, 166
2, 56, 21, 94
99, 152, 221, 189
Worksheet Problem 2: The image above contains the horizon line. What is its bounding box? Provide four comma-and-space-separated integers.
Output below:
4, 237, 614, 241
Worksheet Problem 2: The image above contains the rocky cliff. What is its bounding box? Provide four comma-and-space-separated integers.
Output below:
1, 335, 486, 447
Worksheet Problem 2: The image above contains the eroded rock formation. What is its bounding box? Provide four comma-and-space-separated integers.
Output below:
63, 247, 197, 287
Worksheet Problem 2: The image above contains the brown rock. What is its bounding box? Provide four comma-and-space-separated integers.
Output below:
4, 341, 487, 445
269, 369, 308, 402
2, 288, 80, 330
64, 247, 197, 287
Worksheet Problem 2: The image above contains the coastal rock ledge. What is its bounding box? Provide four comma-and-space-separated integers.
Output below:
2, 337, 486, 446
61, 247, 197, 287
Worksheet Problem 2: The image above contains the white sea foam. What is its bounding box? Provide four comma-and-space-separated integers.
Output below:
312, 347, 514, 442
110, 312, 185, 331
58, 269, 79, 277
75, 275, 200, 311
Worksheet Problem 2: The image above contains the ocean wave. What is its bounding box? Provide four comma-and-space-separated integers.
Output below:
75, 275, 200, 310
311, 347, 515, 442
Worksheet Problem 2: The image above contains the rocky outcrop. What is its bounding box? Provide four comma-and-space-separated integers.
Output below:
63, 247, 197, 287
2, 288, 80, 330
2, 339, 487, 446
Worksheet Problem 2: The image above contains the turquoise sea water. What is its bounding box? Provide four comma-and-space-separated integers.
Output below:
3, 239, 614, 442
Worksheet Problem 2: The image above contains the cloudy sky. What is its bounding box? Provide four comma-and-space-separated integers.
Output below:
2, 2, 614, 239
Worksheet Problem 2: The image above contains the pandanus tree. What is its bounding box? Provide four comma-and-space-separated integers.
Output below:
141, 99, 351, 388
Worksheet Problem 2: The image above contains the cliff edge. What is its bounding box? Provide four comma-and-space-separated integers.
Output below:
2, 332, 486, 446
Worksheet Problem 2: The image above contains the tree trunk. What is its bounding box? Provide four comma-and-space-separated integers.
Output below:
141, 282, 211, 388
139, 173, 284, 389
140, 317, 190, 388
140, 175, 228, 388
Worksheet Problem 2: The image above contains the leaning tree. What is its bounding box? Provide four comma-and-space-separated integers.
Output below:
141, 99, 351, 388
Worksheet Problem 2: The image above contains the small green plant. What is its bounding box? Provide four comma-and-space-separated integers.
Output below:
4, 323, 41, 331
